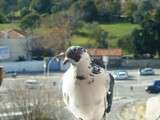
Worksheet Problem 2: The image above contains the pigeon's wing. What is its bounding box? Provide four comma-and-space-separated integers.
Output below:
89, 66, 111, 120
98, 71, 114, 119
90, 60, 115, 112
90, 61, 114, 115
106, 73, 115, 113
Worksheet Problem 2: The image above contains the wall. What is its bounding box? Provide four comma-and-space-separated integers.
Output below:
59, 58, 70, 71
0, 60, 65, 73
145, 96, 160, 120
0, 38, 28, 61
107, 57, 122, 68
1, 59, 159, 73
0, 61, 45, 73
121, 59, 160, 68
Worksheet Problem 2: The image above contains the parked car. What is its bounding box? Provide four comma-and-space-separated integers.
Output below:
139, 68, 155, 75
25, 79, 41, 89
112, 70, 129, 80
145, 80, 160, 93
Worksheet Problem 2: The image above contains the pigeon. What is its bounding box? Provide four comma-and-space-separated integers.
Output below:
62, 46, 114, 120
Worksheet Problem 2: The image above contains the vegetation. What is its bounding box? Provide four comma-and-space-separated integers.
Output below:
71, 23, 140, 48
20, 12, 40, 30
0, 83, 64, 120
0, 23, 19, 30
0, 0, 159, 58
99, 23, 140, 48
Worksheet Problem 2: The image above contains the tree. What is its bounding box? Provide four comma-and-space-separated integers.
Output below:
96, 30, 108, 48
128, 0, 160, 58
27, 37, 53, 60
34, 15, 72, 55
71, 0, 97, 22
118, 34, 134, 53
0, 0, 18, 14
95, 0, 121, 22
31, 0, 53, 14
106, 0, 121, 21
94, 0, 110, 22
0, 0, 5, 13
51, 0, 76, 12
41, 27, 72, 54
121, 0, 137, 22
131, 29, 157, 58
20, 7, 31, 17
154, 8, 160, 57
133, 0, 154, 23
0, 13, 7, 23
88, 23, 108, 48
20, 12, 40, 31
17, 0, 31, 9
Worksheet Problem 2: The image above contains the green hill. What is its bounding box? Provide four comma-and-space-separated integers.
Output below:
99, 23, 140, 48
71, 23, 140, 48
0, 23, 19, 30
0, 23, 140, 49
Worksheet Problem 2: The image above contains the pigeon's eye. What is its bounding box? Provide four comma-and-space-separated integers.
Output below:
66, 47, 85, 62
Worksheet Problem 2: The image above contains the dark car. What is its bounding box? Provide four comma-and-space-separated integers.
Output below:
145, 80, 160, 93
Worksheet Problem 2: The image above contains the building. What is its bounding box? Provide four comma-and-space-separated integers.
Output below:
0, 29, 30, 61
88, 48, 123, 57
88, 48, 123, 68
60, 48, 123, 71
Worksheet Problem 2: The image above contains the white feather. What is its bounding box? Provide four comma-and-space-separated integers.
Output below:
62, 52, 110, 120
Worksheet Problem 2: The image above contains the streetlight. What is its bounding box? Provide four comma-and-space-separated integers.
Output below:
46, 52, 64, 76
102, 56, 109, 70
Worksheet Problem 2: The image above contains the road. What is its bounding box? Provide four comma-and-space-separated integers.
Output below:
0, 69, 160, 119
113, 69, 160, 99
108, 69, 160, 120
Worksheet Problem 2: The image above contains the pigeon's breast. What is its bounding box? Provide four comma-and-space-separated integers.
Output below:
69, 74, 106, 119
73, 72, 106, 105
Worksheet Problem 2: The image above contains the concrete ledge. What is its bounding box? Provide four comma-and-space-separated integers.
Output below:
145, 96, 160, 120
119, 100, 146, 120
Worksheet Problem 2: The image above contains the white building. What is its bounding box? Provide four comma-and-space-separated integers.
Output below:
0, 29, 30, 61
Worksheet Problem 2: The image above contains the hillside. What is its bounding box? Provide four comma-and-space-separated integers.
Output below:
0, 23, 19, 30
99, 23, 140, 48
71, 23, 140, 48
0, 23, 139, 49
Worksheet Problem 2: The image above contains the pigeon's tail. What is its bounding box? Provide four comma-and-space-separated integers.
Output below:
106, 73, 114, 113
103, 73, 115, 119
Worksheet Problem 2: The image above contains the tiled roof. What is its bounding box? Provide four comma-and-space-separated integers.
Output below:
88, 48, 123, 57
0, 31, 6, 38
0, 29, 26, 39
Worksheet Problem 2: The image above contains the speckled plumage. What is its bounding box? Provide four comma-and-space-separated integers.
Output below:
62, 46, 113, 120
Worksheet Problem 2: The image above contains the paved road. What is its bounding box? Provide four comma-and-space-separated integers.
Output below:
108, 69, 160, 120
1, 69, 160, 119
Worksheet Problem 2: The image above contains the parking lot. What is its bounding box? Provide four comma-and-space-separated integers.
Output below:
0, 69, 160, 120
1, 69, 160, 103
110, 69, 160, 99
0, 69, 159, 103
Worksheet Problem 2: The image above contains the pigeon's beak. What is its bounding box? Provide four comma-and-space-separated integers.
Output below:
63, 57, 69, 65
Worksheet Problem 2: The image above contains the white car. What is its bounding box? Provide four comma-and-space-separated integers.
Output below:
112, 70, 129, 80
139, 68, 155, 75
24, 79, 41, 89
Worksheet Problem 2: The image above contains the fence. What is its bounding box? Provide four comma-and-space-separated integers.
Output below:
0, 61, 44, 73
121, 59, 160, 68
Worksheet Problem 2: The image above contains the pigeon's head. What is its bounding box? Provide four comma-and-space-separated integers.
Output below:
63, 46, 88, 65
